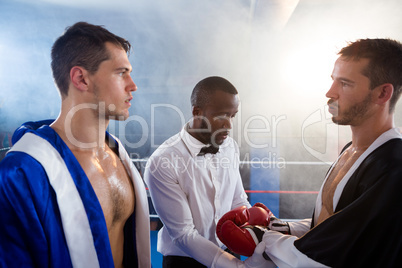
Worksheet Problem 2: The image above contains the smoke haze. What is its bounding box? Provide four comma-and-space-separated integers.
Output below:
1, 0, 401, 218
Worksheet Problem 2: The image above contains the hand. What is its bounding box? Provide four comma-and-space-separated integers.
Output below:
216, 206, 249, 230
253, 203, 290, 234
247, 203, 273, 227
212, 241, 276, 268
244, 242, 276, 268
216, 204, 271, 256
217, 221, 259, 256
268, 216, 290, 235
216, 203, 271, 232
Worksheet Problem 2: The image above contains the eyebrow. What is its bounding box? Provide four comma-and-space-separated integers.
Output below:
116, 67, 132, 73
212, 109, 239, 116
331, 75, 355, 84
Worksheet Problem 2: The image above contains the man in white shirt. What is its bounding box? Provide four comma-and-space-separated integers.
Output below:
145, 76, 272, 268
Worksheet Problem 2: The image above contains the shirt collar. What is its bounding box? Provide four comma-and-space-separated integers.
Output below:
180, 123, 207, 157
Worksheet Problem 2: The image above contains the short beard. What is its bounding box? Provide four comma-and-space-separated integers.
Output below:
332, 92, 373, 126
93, 83, 127, 121
198, 118, 212, 144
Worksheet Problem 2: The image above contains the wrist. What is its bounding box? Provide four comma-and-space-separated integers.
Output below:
269, 217, 290, 234
212, 250, 243, 268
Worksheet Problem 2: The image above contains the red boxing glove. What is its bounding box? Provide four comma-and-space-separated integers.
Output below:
216, 206, 249, 231
216, 203, 271, 256
247, 203, 272, 227
217, 221, 264, 256
250, 203, 290, 234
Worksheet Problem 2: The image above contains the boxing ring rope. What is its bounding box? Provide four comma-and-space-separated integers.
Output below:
0, 147, 322, 220
133, 158, 326, 221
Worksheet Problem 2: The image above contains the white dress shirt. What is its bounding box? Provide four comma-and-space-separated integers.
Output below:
144, 125, 250, 267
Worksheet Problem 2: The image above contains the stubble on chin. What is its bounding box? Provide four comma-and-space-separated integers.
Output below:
331, 93, 372, 126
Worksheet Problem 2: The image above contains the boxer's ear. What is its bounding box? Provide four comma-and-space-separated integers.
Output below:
192, 105, 201, 117
373, 83, 393, 105
70, 66, 89, 91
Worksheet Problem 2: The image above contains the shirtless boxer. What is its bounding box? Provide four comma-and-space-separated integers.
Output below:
217, 38, 402, 268
0, 22, 151, 268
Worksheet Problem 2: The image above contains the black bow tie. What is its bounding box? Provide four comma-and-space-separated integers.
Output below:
198, 145, 219, 156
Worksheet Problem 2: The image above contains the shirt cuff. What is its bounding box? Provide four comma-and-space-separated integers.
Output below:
288, 218, 312, 238
211, 250, 242, 268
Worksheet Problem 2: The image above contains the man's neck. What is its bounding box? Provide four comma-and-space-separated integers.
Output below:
350, 113, 394, 149
51, 110, 109, 152
186, 122, 209, 145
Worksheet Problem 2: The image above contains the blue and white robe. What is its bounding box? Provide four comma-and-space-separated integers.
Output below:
0, 120, 151, 267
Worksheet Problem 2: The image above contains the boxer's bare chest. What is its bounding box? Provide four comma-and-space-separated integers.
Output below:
317, 147, 365, 224
72, 145, 135, 267
72, 146, 135, 227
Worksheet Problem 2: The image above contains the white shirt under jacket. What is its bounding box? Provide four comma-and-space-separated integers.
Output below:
144, 124, 250, 267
